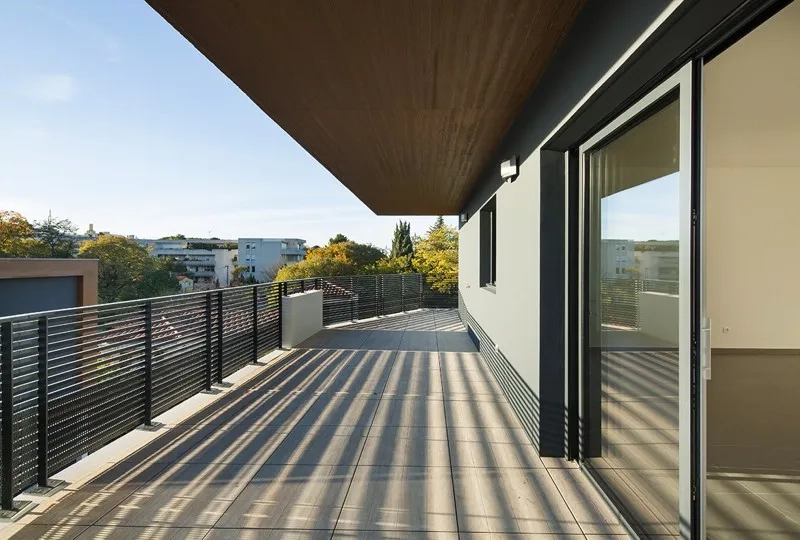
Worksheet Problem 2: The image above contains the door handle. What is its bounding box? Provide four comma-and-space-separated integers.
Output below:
701, 317, 711, 380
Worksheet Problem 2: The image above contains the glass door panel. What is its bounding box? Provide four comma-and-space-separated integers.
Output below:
580, 64, 693, 537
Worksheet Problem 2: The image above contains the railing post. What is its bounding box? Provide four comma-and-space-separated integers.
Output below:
401, 274, 405, 312
216, 290, 224, 382
252, 286, 259, 363
377, 275, 382, 316
1, 322, 15, 510
315, 278, 321, 290
37, 316, 49, 487
300, 279, 305, 293
204, 293, 212, 391
350, 277, 355, 321
144, 302, 153, 426
277, 283, 284, 348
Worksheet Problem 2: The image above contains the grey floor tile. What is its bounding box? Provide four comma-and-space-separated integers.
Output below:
26, 459, 172, 526
448, 427, 531, 444
359, 432, 451, 467
360, 330, 405, 350
453, 468, 581, 535
333, 531, 458, 539
450, 438, 543, 468
337, 465, 457, 532
445, 400, 522, 429
372, 397, 446, 427
205, 528, 334, 539
7, 524, 89, 540
436, 332, 478, 353
391, 351, 441, 372
383, 366, 443, 397
267, 424, 369, 466
439, 352, 490, 372
458, 534, 584, 540
399, 331, 439, 352
173, 423, 290, 464
216, 464, 354, 530
297, 395, 380, 426
548, 468, 629, 535
326, 351, 394, 395
75, 526, 209, 539
442, 379, 506, 400
98, 461, 258, 527
322, 330, 374, 350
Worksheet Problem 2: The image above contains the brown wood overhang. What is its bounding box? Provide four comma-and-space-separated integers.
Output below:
146, 0, 584, 214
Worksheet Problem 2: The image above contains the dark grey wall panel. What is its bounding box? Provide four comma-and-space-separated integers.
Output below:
459, 296, 545, 454
539, 150, 567, 456
0, 277, 79, 317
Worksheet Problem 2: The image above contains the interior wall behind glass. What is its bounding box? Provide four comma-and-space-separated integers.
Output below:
704, 1, 800, 537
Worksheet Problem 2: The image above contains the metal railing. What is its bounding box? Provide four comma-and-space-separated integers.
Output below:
600, 278, 679, 329
0, 272, 456, 508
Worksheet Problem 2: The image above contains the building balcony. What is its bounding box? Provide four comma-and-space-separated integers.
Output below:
0, 273, 622, 537
188, 270, 216, 278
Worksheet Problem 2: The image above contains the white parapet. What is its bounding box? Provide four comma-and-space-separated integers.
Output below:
639, 291, 679, 345
282, 289, 323, 348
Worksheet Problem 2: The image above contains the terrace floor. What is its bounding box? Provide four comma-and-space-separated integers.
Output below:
10, 309, 626, 539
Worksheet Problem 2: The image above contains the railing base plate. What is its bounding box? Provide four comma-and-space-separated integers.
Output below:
27, 479, 66, 497
0, 500, 34, 522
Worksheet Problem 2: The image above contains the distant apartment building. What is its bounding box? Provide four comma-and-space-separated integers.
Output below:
635, 248, 679, 281
600, 239, 635, 278
238, 238, 306, 281
141, 238, 238, 288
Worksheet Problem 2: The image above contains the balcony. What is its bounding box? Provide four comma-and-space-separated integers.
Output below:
0, 273, 623, 537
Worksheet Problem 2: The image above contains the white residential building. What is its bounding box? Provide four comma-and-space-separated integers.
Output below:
142, 238, 238, 287
635, 249, 679, 281
238, 238, 306, 281
600, 239, 635, 278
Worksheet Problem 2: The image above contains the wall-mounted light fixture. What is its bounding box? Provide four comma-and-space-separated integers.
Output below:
500, 155, 518, 182
459, 212, 469, 226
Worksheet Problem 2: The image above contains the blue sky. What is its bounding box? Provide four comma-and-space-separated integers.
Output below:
0, 1, 454, 249
601, 173, 679, 241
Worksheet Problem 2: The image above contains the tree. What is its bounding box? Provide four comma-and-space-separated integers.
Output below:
414, 217, 458, 293
372, 255, 413, 274
390, 220, 414, 259
33, 212, 77, 257
429, 215, 446, 233
260, 258, 287, 282
274, 240, 385, 280
231, 265, 257, 286
160, 234, 186, 240
78, 235, 179, 302
328, 233, 349, 245
0, 211, 38, 257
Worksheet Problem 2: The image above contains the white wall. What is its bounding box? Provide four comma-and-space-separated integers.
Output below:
705, 0, 800, 349
459, 150, 541, 392
282, 290, 323, 348
213, 249, 237, 287
639, 292, 679, 344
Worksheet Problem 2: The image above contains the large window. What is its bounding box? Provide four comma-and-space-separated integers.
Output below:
480, 197, 497, 287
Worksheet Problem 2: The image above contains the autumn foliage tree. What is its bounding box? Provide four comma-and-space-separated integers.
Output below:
274, 240, 384, 280
78, 235, 180, 302
413, 217, 458, 293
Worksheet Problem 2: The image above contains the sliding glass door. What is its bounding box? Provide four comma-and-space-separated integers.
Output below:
579, 64, 694, 537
